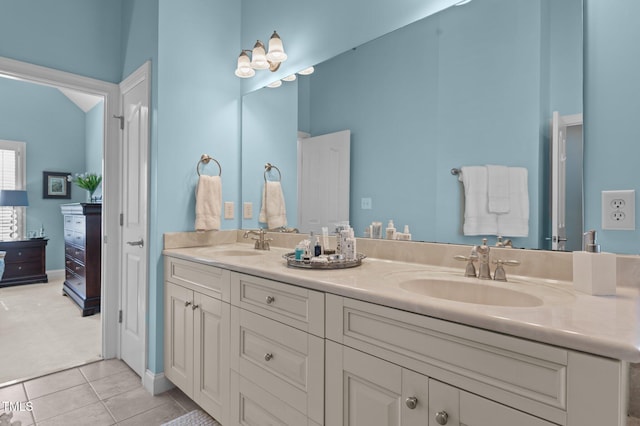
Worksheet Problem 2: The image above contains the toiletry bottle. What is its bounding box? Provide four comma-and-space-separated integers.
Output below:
573, 230, 617, 295
295, 242, 304, 261
386, 220, 396, 240
314, 235, 322, 257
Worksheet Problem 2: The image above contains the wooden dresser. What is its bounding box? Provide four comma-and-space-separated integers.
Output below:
61, 203, 102, 316
0, 239, 48, 287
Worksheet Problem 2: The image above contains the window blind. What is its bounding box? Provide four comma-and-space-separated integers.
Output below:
0, 143, 22, 240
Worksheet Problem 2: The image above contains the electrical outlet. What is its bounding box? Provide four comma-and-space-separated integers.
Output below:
361, 197, 372, 210
602, 190, 635, 230
224, 201, 234, 219
243, 202, 253, 219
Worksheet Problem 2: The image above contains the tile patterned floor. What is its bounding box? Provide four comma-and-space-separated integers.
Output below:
0, 359, 216, 425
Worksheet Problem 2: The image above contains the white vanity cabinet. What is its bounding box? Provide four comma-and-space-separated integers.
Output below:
164, 257, 231, 425
228, 272, 325, 426
326, 294, 628, 426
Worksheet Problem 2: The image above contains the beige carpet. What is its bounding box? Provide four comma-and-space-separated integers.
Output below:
0, 279, 102, 386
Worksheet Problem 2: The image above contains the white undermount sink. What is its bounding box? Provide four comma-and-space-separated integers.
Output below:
386, 270, 575, 307
215, 249, 264, 256
399, 278, 544, 307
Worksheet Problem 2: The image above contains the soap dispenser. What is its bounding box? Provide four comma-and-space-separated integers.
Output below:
385, 220, 396, 240
572, 230, 617, 295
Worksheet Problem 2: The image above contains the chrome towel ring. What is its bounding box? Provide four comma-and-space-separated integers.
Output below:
264, 163, 282, 182
197, 154, 222, 177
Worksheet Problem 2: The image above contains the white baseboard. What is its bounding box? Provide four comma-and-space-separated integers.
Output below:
46, 269, 65, 281
143, 369, 174, 395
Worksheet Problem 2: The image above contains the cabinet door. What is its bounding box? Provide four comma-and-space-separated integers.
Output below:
326, 342, 429, 426
430, 379, 555, 426
193, 291, 230, 425
164, 282, 194, 394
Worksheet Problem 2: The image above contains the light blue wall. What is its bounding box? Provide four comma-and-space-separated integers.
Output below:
0, 0, 124, 83
0, 78, 87, 270
584, 0, 640, 254
86, 102, 104, 199
241, 82, 298, 229
151, 0, 241, 373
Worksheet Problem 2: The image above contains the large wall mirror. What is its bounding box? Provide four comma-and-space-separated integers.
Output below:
241, 0, 583, 251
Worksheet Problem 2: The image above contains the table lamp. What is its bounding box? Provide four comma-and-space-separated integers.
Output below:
0, 190, 29, 240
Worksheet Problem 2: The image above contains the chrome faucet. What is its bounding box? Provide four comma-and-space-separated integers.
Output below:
243, 229, 272, 250
476, 238, 492, 279
454, 238, 521, 281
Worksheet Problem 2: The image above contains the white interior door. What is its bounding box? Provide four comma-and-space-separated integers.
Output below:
119, 62, 150, 377
551, 111, 567, 251
297, 130, 350, 234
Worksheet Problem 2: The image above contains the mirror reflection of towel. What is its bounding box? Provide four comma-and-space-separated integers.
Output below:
259, 181, 287, 228
195, 175, 221, 231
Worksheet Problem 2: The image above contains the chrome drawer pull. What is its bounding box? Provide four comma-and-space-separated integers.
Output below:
265, 295, 275, 304
435, 411, 449, 425
185, 301, 192, 307
264, 353, 273, 361
192, 304, 199, 310
405, 397, 418, 409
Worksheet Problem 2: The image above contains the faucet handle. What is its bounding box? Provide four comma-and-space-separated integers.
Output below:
454, 255, 478, 278
492, 259, 520, 281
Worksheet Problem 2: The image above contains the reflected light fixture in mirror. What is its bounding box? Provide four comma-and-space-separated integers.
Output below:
267, 80, 282, 88
282, 74, 297, 82
298, 66, 315, 75
234, 31, 287, 78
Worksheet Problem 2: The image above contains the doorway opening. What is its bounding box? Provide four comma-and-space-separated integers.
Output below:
0, 56, 122, 386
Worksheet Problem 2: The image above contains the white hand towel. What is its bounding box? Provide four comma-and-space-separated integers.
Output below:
459, 166, 498, 235
195, 175, 221, 231
486, 164, 510, 213
496, 167, 529, 237
259, 181, 287, 229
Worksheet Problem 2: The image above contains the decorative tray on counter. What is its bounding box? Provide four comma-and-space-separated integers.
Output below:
283, 252, 366, 269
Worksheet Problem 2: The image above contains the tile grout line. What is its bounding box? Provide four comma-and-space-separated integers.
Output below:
21, 382, 36, 426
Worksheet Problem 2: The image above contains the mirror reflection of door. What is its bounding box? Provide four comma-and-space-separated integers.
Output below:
297, 130, 350, 234
551, 112, 583, 251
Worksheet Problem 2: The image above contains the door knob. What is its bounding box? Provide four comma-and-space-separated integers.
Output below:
435, 410, 449, 425
127, 238, 144, 247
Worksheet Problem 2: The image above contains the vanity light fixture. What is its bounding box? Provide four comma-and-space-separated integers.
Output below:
234, 31, 288, 78
266, 80, 282, 88
282, 74, 297, 82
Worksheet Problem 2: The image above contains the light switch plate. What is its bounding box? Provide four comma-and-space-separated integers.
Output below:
361, 197, 372, 210
243, 202, 253, 219
224, 201, 234, 219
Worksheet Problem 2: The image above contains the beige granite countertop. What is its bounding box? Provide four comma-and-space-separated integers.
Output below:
163, 233, 640, 363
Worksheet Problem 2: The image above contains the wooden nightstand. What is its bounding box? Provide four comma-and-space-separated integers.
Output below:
0, 239, 48, 287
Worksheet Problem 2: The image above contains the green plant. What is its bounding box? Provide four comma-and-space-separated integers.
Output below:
68, 172, 102, 196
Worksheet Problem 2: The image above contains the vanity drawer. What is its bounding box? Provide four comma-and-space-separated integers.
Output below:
230, 272, 324, 337
230, 307, 324, 425
229, 371, 320, 426
326, 295, 568, 424
164, 256, 231, 302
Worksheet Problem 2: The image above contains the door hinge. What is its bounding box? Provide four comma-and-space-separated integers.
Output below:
113, 114, 124, 130
119, 213, 124, 226
118, 310, 123, 323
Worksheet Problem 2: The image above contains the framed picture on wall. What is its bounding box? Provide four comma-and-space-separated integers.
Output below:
43, 171, 71, 199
